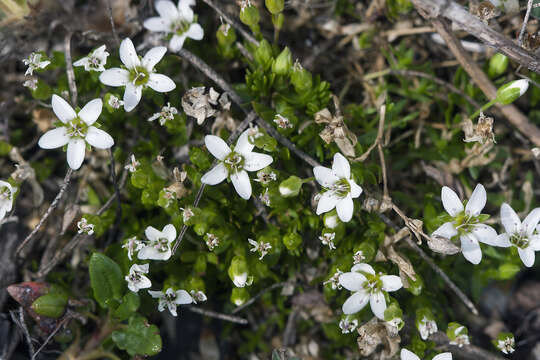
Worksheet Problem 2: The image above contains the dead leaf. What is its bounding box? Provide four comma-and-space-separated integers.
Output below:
356, 318, 400, 358
427, 235, 461, 255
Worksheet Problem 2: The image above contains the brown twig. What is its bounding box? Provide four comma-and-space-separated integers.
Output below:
186, 306, 248, 324
64, 32, 77, 106
232, 282, 289, 314
105, 0, 120, 46
430, 332, 505, 360
10, 307, 35, 359
518, 0, 534, 47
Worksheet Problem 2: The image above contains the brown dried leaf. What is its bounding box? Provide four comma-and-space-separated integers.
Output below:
356, 318, 401, 358
427, 234, 461, 255
387, 246, 417, 286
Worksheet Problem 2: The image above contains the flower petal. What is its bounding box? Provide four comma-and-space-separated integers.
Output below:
138, 246, 171, 261
119, 38, 140, 69
441, 186, 464, 216
342, 291, 369, 315
66, 139, 86, 170
369, 291, 386, 319
143, 17, 170, 32
142, 46, 167, 71
460, 234, 482, 265
156, 0, 179, 21
162, 224, 176, 242
316, 192, 339, 215
332, 153, 350, 179
500, 203, 521, 235
185, 23, 204, 40
432, 222, 458, 239
432, 354, 452, 360
529, 235, 540, 251
471, 224, 498, 246
465, 184, 486, 216
350, 179, 362, 198
147, 73, 176, 92
338, 272, 366, 291
201, 163, 228, 185
169, 34, 187, 52
522, 207, 540, 236
244, 152, 273, 172
381, 275, 402, 292
351, 263, 375, 275
493, 233, 512, 247
148, 290, 164, 298
235, 130, 254, 155
123, 83, 142, 112
313, 166, 338, 187
230, 170, 252, 200
85, 127, 114, 149
99, 68, 129, 87
400, 349, 420, 360
51, 94, 76, 123
518, 247, 536, 267
204, 135, 231, 160
174, 290, 193, 305
145, 226, 162, 241
38, 127, 69, 149
336, 195, 354, 222
78, 99, 102, 125
178, 0, 194, 21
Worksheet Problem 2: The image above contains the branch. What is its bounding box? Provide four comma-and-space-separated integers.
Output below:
232, 282, 289, 314
186, 306, 248, 324
518, 0, 534, 46
430, 332, 505, 360
63, 32, 77, 106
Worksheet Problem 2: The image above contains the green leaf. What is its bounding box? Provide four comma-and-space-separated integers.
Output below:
112, 315, 162, 356
31, 292, 68, 318
112, 292, 140, 320
278, 176, 302, 197
89, 253, 124, 308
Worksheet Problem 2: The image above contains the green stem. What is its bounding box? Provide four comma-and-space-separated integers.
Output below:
470, 99, 497, 119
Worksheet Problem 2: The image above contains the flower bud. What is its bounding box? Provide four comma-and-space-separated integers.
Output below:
496, 79, 529, 105
240, 2, 260, 28
217, 24, 236, 48
279, 175, 302, 197
228, 256, 251, 287
265, 0, 284, 14
272, 47, 292, 76
283, 232, 302, 250
488, 53, 508, 78
291, 61, 313, 93
254, 39, 273, 68
230, 287, 250, 306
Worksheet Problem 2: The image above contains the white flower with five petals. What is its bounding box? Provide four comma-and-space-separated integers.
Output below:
38, 95, 114, 170
201, 130, 273, 200
99, 38, 176, 112
338, 263, 402, 319
0, 181, 16, 221
73, 45, 109, 72
22, 52, 50, 76
148, 288, 193, 316
314, 153, 362, 222
494, 204, 540, 267
431, 184, 500, 264
143, 0, 204, 52
125, 264, 152, 293
138, 224, 177, 261
401, 349, 451, 360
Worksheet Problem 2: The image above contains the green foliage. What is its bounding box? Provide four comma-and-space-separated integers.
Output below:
111, 315, 162, 356
89, 253, 124, 308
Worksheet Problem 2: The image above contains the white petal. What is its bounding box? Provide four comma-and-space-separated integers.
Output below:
522, 207, 540, 236
174, 290, 193, 305
51, 94, 76, 123
460, 234, 482, 265
145, 226, 162, 241
332, 153, 350, 179
123, 83, 142, 112
518, 247, 535, 267
338, 272, 366, 291
313, 166, 338, 187
143, 17, 170, 32
169, 35, 187, 52
244, 152, 273, 172
162, 224, 176, 242
351, 263, 375, 275
156, 0, 179, 21
178, 0, 194, 21
143, 46, 167, 71
38, 127, 69, 149
433, 353, 452, 360
119, 38, 140, 69
201, 163, 228, 185
138, 246, 171, 261
465, 184, 486, 216
432, 222, 458, 239
316, 192, 339, 215
137, 276, 152, 290
67, 138, 86, 170
529, 236, 540, 251
147, 73, 176, 92
471, 224, 498, 246
510, 79, 529, 96
167, 302, 178, 316
235, 130, 255, 155
205, 135, 231, 160
85, 127, 114, 149
350, 179, 362, 198
493, 233, 512, 247
400, 349, 420, 360
441, 186, 464, 216
78, 99, 102, 125
73, 57, 87, 67
99, 68, 129, 87
336, 195, 354, 222
381, 275, 402, 292
185, 23, 204, 40
369, 291, 386, 319
500, 203, 521, 234
148, 290, 164, 298
230, 170, 252, 200
342, 291, 369, 315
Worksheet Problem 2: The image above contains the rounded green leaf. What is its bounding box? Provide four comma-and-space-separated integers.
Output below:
89, 253, 125, 308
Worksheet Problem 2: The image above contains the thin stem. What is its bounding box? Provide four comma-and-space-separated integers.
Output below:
518, 0, 534, 47
232, 282, 288, 314
186, 306, 248, 324
470, 99, 497, 120
106, 0, 120, 46
64, 32, 77, 106
106, 148, 122, 246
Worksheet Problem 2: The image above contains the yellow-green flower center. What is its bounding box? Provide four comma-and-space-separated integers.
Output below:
223, 151, 245, 173
171, 18, 191, 35
129, 65, 149, 86
510, 232, 529, 249
65, 117, 88, 139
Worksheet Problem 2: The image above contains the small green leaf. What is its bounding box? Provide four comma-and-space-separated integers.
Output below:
112, 315, 162, 356
89, 253, 124, 308
112, 292, 140, 320
31, 292, 67, 318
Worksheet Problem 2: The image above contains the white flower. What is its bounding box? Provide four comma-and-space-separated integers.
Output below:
23, 79, 38, 91
259, 188, 270, 206
314, 153, 362, 222
0, 181, 16, 221
494, 204, 540, 267
124, 154, 140, 173
143, 0, 204, 52
431, 184, 500, 264
148, 288, 193, 316
338, 263, 402, 319
248, 238, 271, 260
99, 38, 176, 112
122, 236, 144, 261
339, 317, 358, 334
353, 250, 365, 264
324, 268, 343, 290
73, 45, 109, 72
273, 114, 293, 129
190, 290, 207, 304
138, 224, 177, 261
22, 52, 50, 76
77, 218, 94, 235
125, 264, 152, 293
38, 95, 114, 170
450, 334, 470, 347
418, 316, 438, 340
497, 337, 515, 354
319, 232, 336, 250
108, 95, 124, 109
201, 129, 273, 200
400, 349, 452, 360
181, 207, 194, 223
255, 169, 277, 184
324, 214, 339, 229
507, 79, 529, 97
232, 272, 252, 287
205, 233, 220, 250
148, 102, 178, 125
